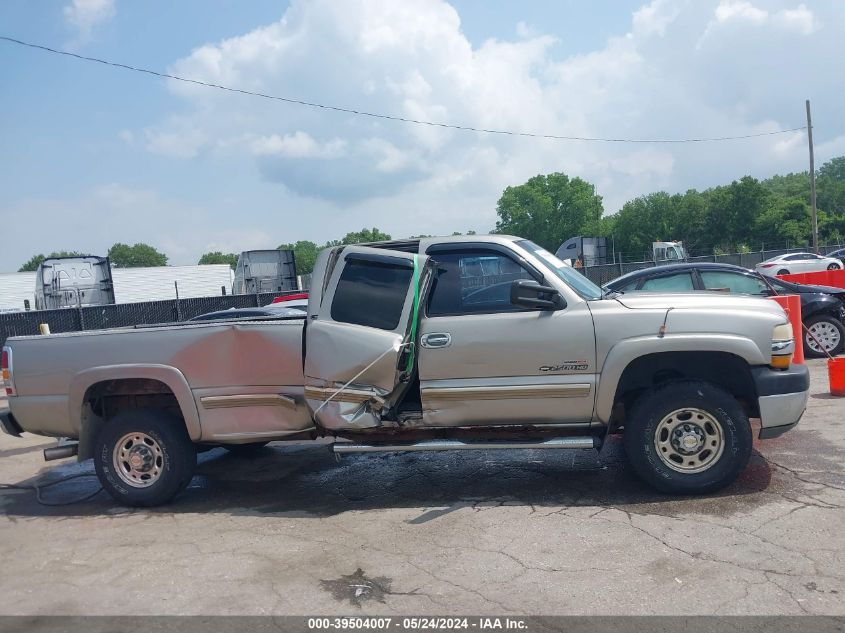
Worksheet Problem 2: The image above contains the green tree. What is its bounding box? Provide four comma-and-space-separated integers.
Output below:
720, 176, 770, 247
817, 157, 845, 239
752, 197, 810, 246
198, 251, 239, 269
277, 240, 319, 275
18, 254, 45, 272
18, 251, 87, 272
494, 173, 604, 251
108, 243, 168, 267
339, 227, 392, 244
608, 192, 691, 259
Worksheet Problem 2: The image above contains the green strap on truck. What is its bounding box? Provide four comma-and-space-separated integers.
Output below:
405, 254, 421, 374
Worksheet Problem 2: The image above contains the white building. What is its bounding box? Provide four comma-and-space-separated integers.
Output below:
0, 265, 235, 312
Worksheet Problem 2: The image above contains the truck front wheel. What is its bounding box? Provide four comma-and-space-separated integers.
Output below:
94, 409, 197, 507
623, 381, 752, 494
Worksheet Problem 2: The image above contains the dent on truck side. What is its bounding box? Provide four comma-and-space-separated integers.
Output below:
594, 333, 768, 423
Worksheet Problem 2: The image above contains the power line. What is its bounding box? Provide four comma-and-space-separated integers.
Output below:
1, 35, 809, 144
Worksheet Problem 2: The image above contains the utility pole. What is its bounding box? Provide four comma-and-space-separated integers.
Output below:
806, 99, 819, 254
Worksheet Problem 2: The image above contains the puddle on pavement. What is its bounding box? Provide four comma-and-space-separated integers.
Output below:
320, 568, 392, 607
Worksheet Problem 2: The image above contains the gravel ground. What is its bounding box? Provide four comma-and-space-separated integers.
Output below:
0, 359, 843, 615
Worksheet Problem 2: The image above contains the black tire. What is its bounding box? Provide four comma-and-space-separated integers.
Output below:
827, 263, 841, 271
803, 314, 845, 358
777, 269, 790, 276
223, 441, 270, 456
94, 409, 196, 507
623, 381, 752, 495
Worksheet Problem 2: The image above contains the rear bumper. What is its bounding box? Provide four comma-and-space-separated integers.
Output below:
751, 364, 810, 439
0, 407, 22, 437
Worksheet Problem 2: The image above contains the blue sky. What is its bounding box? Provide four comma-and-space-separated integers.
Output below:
1, 0, 843, 271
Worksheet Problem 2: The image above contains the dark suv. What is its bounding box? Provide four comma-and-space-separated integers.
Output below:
605, 262, 845, 358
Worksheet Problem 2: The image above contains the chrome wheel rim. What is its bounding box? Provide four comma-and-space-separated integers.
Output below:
113, 432, 164, 488
806, 321, 841, 353
654, 408, 724, 473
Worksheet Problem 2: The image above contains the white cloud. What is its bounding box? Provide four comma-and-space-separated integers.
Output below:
711, 1, 817, 34
714, 1, 768, 25
702, 0, 820, 44
117, 129, 135, 145
63, 0, 115, 41
250, 132, 347, 159
144, 119, 210, 159
632, 0, 681, 37
773, 4, 818, 35
124, 0, 843, 248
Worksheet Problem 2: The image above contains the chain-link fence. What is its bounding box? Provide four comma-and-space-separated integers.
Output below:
582, 243, 845, 287
0, 291, 303, 348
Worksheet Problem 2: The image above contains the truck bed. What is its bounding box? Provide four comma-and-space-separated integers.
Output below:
7, 318, 308, 439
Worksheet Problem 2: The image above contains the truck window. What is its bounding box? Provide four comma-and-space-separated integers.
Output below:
428, 251, 534, 316
331, 260, 413, 330
638, 273, 694, 291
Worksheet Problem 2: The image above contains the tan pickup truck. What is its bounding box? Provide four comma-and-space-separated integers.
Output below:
1, 235, 809, 506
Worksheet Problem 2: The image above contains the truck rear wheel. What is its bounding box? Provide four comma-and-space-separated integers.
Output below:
94, 409, 196, 507
623, 381, 752, 495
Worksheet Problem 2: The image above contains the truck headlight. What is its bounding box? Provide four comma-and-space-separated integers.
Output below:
771, 323, 794, 369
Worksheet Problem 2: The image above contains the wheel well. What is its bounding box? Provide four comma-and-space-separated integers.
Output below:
79, 378, 184, 460
807, 310, 843, 322
611, 352, 758, 427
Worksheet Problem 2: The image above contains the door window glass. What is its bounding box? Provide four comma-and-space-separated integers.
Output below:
699, 270, 768, 295
331, 259, 412, 330
700, 271, 768, 295
638, 273, 695, 291
428, 251, 534, 315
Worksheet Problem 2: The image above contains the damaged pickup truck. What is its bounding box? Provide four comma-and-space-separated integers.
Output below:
1, 235, 809, 506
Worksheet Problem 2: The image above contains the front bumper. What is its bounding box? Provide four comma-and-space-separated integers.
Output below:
0, 407, 22, 437
751, 364, 810, 439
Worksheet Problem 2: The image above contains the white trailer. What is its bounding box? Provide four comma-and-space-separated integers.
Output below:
0, 265, 235, 312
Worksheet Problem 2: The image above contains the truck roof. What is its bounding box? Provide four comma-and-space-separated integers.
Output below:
362, 234, 523, 253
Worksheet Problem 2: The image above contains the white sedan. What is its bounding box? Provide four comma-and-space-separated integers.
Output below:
756, 252, 843, 276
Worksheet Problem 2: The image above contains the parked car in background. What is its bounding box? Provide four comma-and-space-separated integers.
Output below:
190, 304, 306, 322
756, 252, 842, 276
827, 247, 845, 265
268, 292, 309, 309
605, 262, 845, 358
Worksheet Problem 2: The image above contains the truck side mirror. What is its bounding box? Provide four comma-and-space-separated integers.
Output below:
510, 280, 566, 310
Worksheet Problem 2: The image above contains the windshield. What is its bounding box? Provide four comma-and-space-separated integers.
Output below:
517, 240, 604, 300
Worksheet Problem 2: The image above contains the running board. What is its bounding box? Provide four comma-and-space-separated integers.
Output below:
332, 436, 599, 454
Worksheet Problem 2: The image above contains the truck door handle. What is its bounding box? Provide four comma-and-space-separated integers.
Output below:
421, 333, 451, 348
